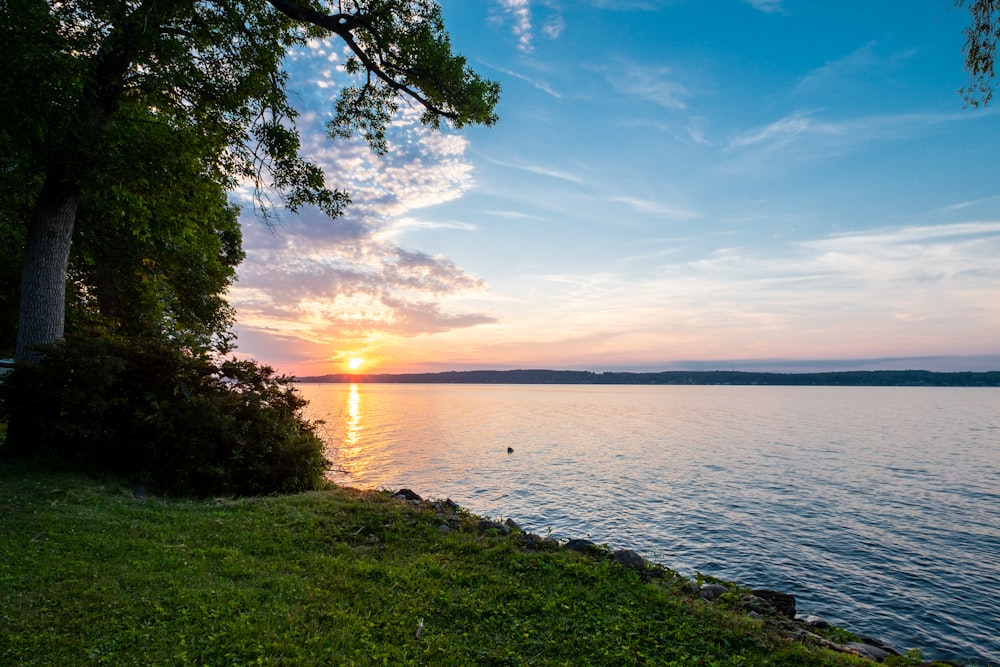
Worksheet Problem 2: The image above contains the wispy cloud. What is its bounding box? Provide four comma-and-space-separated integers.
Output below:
489, 63, 562, 98
726, 110, 841, 150
744, 0, 784, 14
488, 157, 587, 184
795, 41, 916, 95
542, 14, 565, 40
376, 216, 478, 239
608, 195, 701, 220
722, 109, 985, 171
429, 220, 1000, 368
607, 60, 689, 110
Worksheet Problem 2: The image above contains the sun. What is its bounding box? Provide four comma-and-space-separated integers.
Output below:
347, 357, 364, 371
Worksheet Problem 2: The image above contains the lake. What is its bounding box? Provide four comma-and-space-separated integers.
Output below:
296, 383, 1000, 665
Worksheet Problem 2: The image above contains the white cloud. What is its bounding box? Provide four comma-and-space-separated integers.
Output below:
493, 0, 567, 52
230, 65, 493, 369
495, 0, 534, 51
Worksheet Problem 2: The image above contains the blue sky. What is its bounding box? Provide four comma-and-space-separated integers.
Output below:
229, 0, 1000, 375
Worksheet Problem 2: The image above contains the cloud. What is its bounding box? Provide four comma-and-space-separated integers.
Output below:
726, 110, 841, 150
606, 60, 689, 110
488, 157, 586, 184
608, 195, 701, 220
794, 41, 916, 95
722, 109, 986, 172
440, 220, 1000, 368
489, 63, 562, 98
229, 58, 494, 372
744, 0, 784, 13
492, 0, 566, 52
495, 0, 535, 51
542, 14, 565, 39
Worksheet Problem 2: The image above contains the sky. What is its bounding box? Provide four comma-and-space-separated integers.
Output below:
228, 0, 1000, 376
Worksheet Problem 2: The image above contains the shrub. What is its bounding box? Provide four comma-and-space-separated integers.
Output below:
0, 328, 329, 496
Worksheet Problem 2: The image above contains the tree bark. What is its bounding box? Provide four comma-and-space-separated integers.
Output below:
15, 173, 81, 364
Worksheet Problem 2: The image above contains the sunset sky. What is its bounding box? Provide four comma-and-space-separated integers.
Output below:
229, 0, 1000, 376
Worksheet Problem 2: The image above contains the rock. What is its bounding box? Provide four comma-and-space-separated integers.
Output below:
477, 519, 511, 536
750, 589, 796, 619
394, 488, 422, 502
800, 615, 831, 629
842, 642, 890, 662
444, 498, 460, 510
699, 584, 728, 600
611, 549, 648, 571
563, 538, 597, 554
857, 635, 898, 655
504, 517, 522, 532
737, 594, 778, 617
437, 524, 452, 534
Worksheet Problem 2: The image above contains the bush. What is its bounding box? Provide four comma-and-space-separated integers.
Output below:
0, 329, 330, 496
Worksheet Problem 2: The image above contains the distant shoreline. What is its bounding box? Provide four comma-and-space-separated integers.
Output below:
295, 369, 1000, 387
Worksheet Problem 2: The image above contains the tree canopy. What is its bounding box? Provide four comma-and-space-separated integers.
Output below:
0, 0, 500, 362
0, 0, 499, 489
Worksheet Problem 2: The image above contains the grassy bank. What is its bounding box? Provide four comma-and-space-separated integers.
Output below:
1, 463, 933, 666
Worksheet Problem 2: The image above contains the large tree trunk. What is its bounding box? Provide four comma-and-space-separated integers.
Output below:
4, 175, 79, 455
14, 173, 80, 364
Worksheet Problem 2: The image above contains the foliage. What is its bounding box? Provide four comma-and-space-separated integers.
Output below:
0, 328, 329, 496
0, 466, 881, 666
68, 101, 246, 353
1, 0, 500, 362
957, 0, 1000, 106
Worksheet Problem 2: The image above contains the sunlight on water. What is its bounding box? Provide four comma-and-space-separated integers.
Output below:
296, 383, 1000, 665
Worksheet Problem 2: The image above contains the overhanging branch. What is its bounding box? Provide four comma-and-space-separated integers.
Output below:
264, 0, 459, 120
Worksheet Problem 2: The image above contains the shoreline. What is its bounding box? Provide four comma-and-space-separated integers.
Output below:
2, 462, 971, 666
387, 486, 973, 667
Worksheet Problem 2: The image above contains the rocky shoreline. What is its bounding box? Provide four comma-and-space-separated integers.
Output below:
391, 487, 969, 667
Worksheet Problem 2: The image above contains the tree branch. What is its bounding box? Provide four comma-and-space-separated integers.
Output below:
264, 0, 459, 120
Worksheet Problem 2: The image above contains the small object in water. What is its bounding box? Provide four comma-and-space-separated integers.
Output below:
507, 446, 514, 454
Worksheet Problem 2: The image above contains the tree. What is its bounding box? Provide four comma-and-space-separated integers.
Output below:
68, 102, 246, 352
0, 0, 499, 364
957, 0, 1000, 106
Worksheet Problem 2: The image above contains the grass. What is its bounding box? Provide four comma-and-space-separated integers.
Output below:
0, 461, 937, 666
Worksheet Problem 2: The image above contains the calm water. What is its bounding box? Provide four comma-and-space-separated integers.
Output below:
297, 383, 1000, 665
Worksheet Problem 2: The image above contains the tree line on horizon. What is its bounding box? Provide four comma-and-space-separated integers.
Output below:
297, 368, 1000, 387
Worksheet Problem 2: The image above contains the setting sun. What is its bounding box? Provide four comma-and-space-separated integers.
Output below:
348, 357, 364, 371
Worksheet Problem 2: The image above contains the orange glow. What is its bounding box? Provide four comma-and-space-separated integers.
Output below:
348, 357, 364, 371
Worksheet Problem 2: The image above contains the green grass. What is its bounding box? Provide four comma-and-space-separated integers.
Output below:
0, 462, 928, 666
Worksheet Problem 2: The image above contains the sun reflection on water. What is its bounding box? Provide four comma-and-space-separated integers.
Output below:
332, 383, 374, 480
345, 383, 362, 447
318, 383, 400, 488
